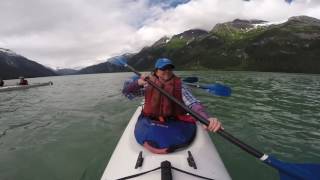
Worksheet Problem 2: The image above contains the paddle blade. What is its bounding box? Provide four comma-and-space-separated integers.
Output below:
264, 156, 320, 180
109, 56, 128, 67
202, 84, 231, 96
182, 77, 199, 83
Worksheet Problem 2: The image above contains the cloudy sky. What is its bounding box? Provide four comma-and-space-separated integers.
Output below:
0, 0, 319, 69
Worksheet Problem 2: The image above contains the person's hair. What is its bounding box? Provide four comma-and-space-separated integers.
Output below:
152, 69, 158, 77
152, 69, 157, 74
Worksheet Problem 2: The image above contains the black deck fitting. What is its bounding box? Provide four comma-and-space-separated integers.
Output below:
134, 151, 144, 169
187, 151, 197, 169
161, 161, 172, 180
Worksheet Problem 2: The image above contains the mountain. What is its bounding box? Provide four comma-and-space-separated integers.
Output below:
212, 19, 267, 33
77, 61, 124, 74
0, 48, 57, 80
125, 15, 320, 73
77, 54, 133, 74
78, 15, 319, 74
126, 29, 210, 70
55, 68, 78, 75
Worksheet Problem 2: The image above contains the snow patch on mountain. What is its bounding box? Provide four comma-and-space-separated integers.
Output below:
0, 48, 21, 57
252, 20, 287, 28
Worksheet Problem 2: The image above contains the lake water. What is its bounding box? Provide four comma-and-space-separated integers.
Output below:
0, 71, 319, 180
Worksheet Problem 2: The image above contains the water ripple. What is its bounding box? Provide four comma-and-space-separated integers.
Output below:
0, 72, 319, 180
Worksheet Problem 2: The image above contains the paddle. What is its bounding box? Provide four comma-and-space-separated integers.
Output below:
182, 76, 199, 83
182, 77, 231, 96
184, 82, 231, 97
111, 57, 320, 180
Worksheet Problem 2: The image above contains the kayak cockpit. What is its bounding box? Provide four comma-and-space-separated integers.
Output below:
101, 106, 231, 180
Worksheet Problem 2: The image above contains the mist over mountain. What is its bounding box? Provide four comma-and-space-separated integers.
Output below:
77, 54, 134, 74
55, 68, 78, 75
76, 16, 320, 74
122, 15, 320, 74
0, 48, 57, 80
2, 15, 319, 78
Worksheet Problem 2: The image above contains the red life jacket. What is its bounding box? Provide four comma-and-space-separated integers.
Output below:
19, 80, 28, 85
143, 74, 186, 120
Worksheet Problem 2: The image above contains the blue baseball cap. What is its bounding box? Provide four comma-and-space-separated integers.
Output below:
155, 58, 175, 69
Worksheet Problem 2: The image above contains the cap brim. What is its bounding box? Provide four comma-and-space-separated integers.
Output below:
167, 64, 174, 69
156, 64, 175, 70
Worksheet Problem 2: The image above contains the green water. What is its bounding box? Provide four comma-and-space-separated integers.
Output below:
0, 71, 319, 180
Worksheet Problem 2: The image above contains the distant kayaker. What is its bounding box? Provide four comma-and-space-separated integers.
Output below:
0, 78, 4, 87
18, 77, 29, 85
122, 58, 223, 153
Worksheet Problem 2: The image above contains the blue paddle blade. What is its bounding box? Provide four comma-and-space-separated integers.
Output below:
201, 83, 231, 96
264, 156, 320, 180
131, 75, 140, 81
109, 56, 128, 67
182, 77, 199, 83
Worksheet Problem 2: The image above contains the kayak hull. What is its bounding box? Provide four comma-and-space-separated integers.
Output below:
0, 82, 53, 92
101, 106, 231, 180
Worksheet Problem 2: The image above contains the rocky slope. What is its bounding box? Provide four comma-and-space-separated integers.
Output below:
77, 54, 133, 74
125, 15, 320, 73
0, 48, 57, 80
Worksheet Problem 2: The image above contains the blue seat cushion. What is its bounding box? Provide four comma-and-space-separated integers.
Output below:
134, 114, 197, 153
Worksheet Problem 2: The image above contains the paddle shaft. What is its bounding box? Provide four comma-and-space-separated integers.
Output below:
184, 83, 202, 89
125, 64, 264, 159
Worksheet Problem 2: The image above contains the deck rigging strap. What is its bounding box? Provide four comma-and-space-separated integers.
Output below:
115, 161, 214, 180
171, 166, 214, 180
116, 167, 160, 180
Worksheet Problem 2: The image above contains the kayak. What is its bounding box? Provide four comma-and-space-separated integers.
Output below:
0, 82, 53, 92
101, 106, 231, 180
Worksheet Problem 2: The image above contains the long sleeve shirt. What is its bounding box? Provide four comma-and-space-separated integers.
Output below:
122, 79, 211, 119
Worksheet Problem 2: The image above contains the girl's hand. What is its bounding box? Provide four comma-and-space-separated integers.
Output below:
203, 117, 223, 132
